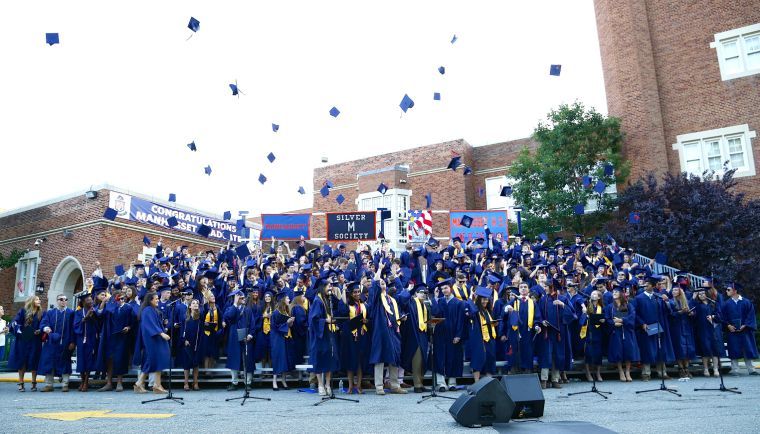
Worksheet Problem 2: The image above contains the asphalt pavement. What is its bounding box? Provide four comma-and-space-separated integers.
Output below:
2, 373, 759, 433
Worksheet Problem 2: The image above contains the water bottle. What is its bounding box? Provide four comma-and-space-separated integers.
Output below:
339, 379, 344, 393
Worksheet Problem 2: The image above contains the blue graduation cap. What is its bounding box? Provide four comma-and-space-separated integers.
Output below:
187, 141, 197, 151
115, 265, 125, 276
447, 156, 461, 171
320, 184, 330, 198
143, 235, 151, 246
167, 216, 179, 227
377, 183, 388, 195
325, 180, 334, 188
272, 123, 279, 132
438, 66, 446, 75
433, 92, 441, 101
336, 194, 345, 205
451, 34, 457, 44
329, 106, 340, 118
425, 193, 432, 209
258, 173, 267, 184
654, 252, 667, 264
460, 214, 473, 228
267, 152, 276, 163
103, 207, 118, 221
603, 163, 614, 177
550, 64, 562, 76
235, 242, 251, 259
229, 82, 241, 96
475, 286, 492, 299
582, 175, 592, 188
223, 211, 232, 220
500, 185, 512, 196
222, 230, 231, 239
399, 94, 415, 113
168, 193, 176, 202
463, 166, 473, 176
629, 212, 641, 224
204, 165, 212, 176
236, 218, 246, 230
478, 187, 485, 197
45, 33, 59, 46
298, 186, 306, 195
187, 17, 200, 33
573, 204, 585, 215
593, 180, 606, 194
539, 233, 548, 241
197, 224, 212, 237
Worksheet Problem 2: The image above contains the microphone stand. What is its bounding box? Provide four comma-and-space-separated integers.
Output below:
567, 315, 611, 399
418, 316, 454, 403
226, 325, 271, 405
694, 315, 740, 394
635, 325, 680, 397
143, 300, 184, 405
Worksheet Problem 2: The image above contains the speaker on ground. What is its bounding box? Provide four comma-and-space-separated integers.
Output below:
448, 377, 515, 427
501, 373, 545, 419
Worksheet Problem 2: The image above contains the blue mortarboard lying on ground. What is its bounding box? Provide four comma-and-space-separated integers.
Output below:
399, 94, 415, 113
594, 180, 606, 194
187, 141, 197, 151
143, 235, 151, 246
197, 224, 212, 237
460, 215, 473, 228
377, 183, 388, 195
438, 66, 446, 75
272, 123, 279, 132
434, 92, 441, 101
447, 156, 462, 171
329, 106, 340, 117
46, 33, 59, 45
550, 64, 562, 76
574, 204, 585, 215
167, 216, 179, 227
629, 212, 641, 224
425, 193, 432, 209
204, 165, 212, 175
298, 186, 306, 195
267, 152, 276, 163
336, 194, 345, 205
168, 193, 176, 202
103, 207, 118, 221
258, 174, 267, 184
223, 211, 232, 220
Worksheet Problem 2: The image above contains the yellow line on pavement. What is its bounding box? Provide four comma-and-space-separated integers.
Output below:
24, 410, 175, 421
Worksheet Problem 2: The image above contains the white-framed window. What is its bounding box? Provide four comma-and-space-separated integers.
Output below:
14, 250, 40, 302
672, 124, 757, 178
138, 246, 157, 264
485, 176, 518, 222
711, 23, 760, 81
357, 188, 411, 251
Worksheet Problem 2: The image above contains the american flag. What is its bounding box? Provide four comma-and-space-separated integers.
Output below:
408, 209, 432, 240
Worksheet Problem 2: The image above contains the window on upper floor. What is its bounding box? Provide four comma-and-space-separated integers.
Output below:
14, 250, 40, 302
485, 176, 518, 222
711, 23, 760, 81
672, 124, 757, 178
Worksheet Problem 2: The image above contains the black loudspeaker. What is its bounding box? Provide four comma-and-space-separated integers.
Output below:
501, 374, 545, 419
449, 377, 515, 427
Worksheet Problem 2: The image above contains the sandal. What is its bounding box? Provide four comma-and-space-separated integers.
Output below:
18, 382, 25, 392
31, 382, 38, 392
193, 384, 200, 391
183, 385, 191, 391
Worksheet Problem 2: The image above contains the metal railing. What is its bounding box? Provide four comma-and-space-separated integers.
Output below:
632, 253, 707, 288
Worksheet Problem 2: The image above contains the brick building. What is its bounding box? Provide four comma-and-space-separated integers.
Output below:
0, 185, 260, 315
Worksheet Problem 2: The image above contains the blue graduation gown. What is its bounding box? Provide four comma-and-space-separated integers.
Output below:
634, 292, 675, 364
38, 308, 75, 376
667, 300, 696, 360
368, 282, 402, 366
567, 293, 587, 359
99, 301, 136, 375
604, 303, 639, 363
270, 310, 295, 374
140, 306, 170, 373
721, 297, 759, 359
290, 305, 309, 368
244, 304, 265, 369
511, 297, 542, 370
73, 307, 99, 373
179, 316, 203, 370
399, 295, 428, 373
338, 300, 371, 373
497, 304, 520, 371
431, 295, 465, 377
493, 298, 510, 361
7, 309, 42, 371
308, 294, 340, 372
579, 305, 606, 365
690, 300, 723, 358
201, 305, 223, 360
467, 309, 497, 374
536, 294, 574, 370
254, 305, 273, 362
224, 305, 246, 371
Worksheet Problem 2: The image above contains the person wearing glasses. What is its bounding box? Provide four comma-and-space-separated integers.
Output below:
38, 295, 75, 392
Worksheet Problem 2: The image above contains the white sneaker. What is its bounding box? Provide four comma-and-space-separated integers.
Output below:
318, 386, 326, 396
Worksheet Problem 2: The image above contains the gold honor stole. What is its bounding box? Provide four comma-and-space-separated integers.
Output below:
263, 307, 271, 335
580, 304, 602, 339
381, 291, 401, 328
349, 303, 368, 337
204, 307, 219, 336
513, 298, 534, 330
318, 294, 337, 332
480, 311, 496, 342
453, 284, 470, 301
413, 297, 428, 332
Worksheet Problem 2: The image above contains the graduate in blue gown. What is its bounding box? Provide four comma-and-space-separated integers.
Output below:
399, 283, 431, 393
133, 292, 171, 394
721, 283, 758, 375
200, 293, 224, 368
507, 282, 542, 373
536, 282, 575, 389
97, 286, 136, 391
368, 263, 406, 395
497, 287, 520, 373
73, 292, 99, 391
180, 299, 203, 390
338, 281, 371, 394
667, 285, 697, 378
634, 276, 675, 380
579, 290, 606, 382
308, 280, 341, 396
430, 278, 465, 392
690, 288, 722, 377
467, 287, 498, 381
605, 288, 638, 382
243, 288, 264, 374
224, 289, 248, 390
289, 288, 309, 374
38, 294, 75, 392
270, 291, 296, 390
8, 295, 43, 392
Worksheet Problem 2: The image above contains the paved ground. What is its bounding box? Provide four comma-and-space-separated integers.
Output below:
2, 373, 758, 433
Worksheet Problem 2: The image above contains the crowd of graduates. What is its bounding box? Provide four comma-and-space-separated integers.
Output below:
5, 228, 758, 395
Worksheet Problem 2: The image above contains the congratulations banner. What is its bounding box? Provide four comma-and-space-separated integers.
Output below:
260, 214, 311, 240
449, 210, 509, 243
108, 191, 241, 242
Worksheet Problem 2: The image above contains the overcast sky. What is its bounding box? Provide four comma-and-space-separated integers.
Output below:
0, 0, 606, 217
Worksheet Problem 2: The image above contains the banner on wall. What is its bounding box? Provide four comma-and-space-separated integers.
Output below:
260, 214, 311, 240
326, 211, 377, 241
449, 210, 509, 243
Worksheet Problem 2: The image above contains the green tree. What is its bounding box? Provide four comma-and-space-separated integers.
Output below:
508, 102, 629, 237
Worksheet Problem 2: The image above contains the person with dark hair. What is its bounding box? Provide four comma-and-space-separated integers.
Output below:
468, 287, 498, 382
721, 282, 758, 376
96, 286, 136, 392
431, 277, 465, 392
339, 281, 371, 394
180, 299, 203, 391
635, 276, 675, 381
270, 291, 296, 390
308, 279, 341, 396
605, 287, 638, 382
690, 288, 721, 377
133, 292, 170, 394
73, 292, 99, 391
38, 294, 75, 392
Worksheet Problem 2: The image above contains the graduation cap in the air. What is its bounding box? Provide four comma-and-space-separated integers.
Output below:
582, 175, 592, 188
143, 235, 151, 246
463, 166, 473, 176
460, 214, 473, 228
223, 211, 232, 220
320, 184, 330, 198
272, 123, 279, 132
399, 94, 415, 113
603, 163, 614, 177
500, 185, 513, 196
187, 17, 200, 33
267, 152, 276, 163
654, 252, 667, 264
336, 194, 345, 205
236, 218, 246, 230
229, 81, 244, 97
103, 207, 118, 221
629, 212, 641, 224
550, 64, 562, 76
222, 230, 231, 239
45, 33, 59, 46
425, 193, 432, 209
258, 174, 267, 185
377, 183, 388, 195
197, 224, 212, 237
298, 186, 306, 195
426, 237, 440, 248
447, 156, 462, 171
187, 141, 197, 151
115, 264, 125, 276
168, 193, 176, 202
167, 216, 179, 227
329, 106, 340, 118
204, 165, 212, 176
478, 187, 485, 197
593, 180, 606, 194
434, 92, 441, 101
234, 242, 251, 259
438, 66, 446, 75
573, 204, 585, 215
451, 34, 458, 44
